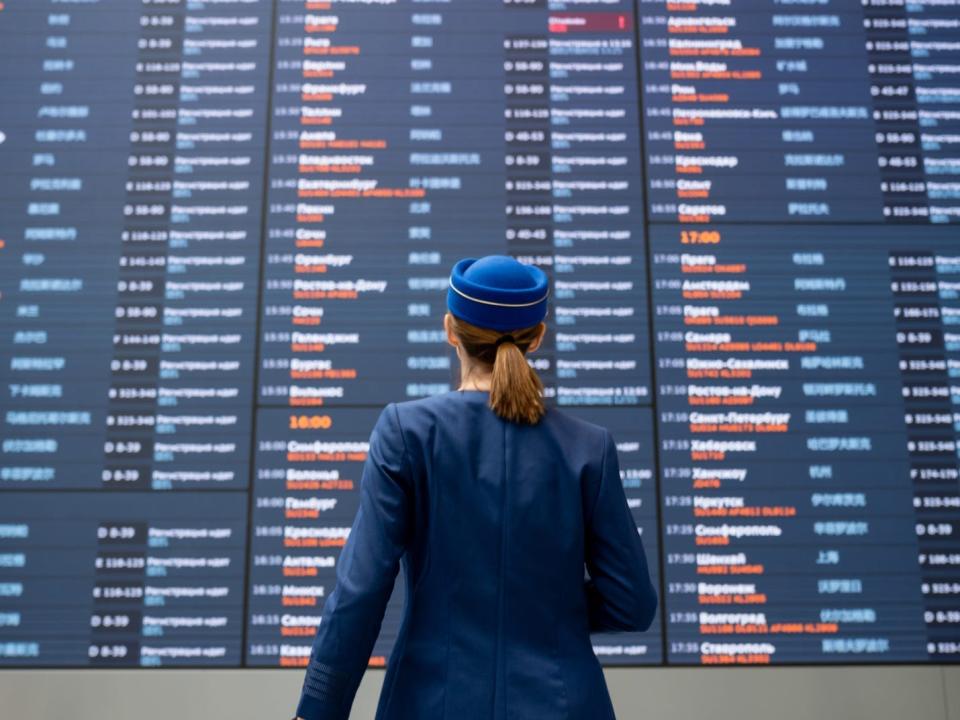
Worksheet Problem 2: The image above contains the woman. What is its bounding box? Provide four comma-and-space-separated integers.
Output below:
293, 255, 658, 720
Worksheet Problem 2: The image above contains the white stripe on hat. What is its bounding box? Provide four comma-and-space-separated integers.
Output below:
449, 279, 549, 308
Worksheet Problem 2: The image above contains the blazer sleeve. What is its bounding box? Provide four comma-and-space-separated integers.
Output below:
295, 403, 412, 720
583, 428, 658, 633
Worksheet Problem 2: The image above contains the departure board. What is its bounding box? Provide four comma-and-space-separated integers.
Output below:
0, 0, 957, 669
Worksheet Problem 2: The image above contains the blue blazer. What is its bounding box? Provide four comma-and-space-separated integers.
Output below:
296, 390, 658, 720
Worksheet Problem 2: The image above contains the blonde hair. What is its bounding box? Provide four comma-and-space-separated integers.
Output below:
448, 314, 546, 425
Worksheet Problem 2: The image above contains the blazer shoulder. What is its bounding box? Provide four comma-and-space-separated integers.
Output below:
384, 393, 464, 442
389, 393, 457, 422
542, 405, 611, 444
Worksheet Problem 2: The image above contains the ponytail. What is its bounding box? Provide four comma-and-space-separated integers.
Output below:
448, 315, 546, 425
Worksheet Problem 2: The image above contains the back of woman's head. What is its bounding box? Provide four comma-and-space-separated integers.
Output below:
448, 315, 546, 425
445, 255, 550, 425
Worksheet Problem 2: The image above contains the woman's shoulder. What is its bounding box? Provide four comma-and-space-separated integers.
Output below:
387, 391, 489, 429
541, 404, 610, 436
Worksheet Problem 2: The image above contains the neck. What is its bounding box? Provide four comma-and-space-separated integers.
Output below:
458, 358, 492, 391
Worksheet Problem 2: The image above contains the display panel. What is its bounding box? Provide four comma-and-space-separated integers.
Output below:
0, 0, 957, 668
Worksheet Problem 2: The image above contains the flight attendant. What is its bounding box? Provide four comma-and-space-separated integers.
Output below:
293, 255, 658, 720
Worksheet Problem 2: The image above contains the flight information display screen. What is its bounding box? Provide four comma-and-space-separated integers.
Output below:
0, 0, 958, 668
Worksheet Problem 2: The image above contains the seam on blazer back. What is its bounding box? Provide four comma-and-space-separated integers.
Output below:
378, 403, 415, 719
591, 428, 611, 527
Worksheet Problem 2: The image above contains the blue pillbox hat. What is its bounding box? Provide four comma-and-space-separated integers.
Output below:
447, 255, 549, 332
